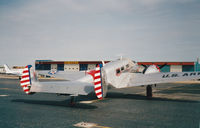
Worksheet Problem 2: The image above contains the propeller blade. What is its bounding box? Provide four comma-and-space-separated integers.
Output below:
141, 64, 148, 74
159, 63, 167, 69
141, 64, 148, 69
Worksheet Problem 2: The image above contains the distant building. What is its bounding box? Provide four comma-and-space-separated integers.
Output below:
195, 57, 200, 71
35, 60, 110, 71
137, 62, 195, 72
0, 66, 5, 73
35, 59, 200, 72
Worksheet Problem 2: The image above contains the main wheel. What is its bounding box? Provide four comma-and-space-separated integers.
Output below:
146, 85, 152, 98
70, 96, 76, 106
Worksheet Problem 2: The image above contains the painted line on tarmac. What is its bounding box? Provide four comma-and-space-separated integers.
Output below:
0, 88, 18, 91
79, 99, 100, 104
0, 95, 9, 97
0, 88, 10, 90
74, 122, 111, 128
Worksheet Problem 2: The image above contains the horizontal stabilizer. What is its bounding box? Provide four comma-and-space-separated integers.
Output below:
30, 81, 94, 95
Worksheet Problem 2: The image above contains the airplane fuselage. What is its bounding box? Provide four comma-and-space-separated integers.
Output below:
102, 58, 138, 88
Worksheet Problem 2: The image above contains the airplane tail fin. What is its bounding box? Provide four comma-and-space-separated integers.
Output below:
4, 64, 12, 73
20, 65, 36, 95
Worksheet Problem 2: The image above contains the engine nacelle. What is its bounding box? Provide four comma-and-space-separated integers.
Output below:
144, 65, 160, 74
102, 58, 137, 88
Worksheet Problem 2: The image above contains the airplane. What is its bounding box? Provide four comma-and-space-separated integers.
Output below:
4, 64, 23, 76
19, 58, 200, 105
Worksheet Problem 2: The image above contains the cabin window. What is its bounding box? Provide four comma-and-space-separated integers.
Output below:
121, 66, 124, 71
116, 68, 120, 74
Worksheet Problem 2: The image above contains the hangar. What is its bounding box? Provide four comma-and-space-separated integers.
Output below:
35, 59, 200, 72
35, 60, 110, 72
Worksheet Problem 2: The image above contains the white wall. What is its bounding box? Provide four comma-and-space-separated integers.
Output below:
170, 65, 182, 72
88, 64, 96, 70
51, 64, 57, 70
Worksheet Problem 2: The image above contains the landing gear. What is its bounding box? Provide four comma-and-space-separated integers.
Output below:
70, 96, 76, 106
146, 85, 152, 98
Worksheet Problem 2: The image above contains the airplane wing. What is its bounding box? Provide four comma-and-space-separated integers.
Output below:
38, 70, 86, 81
30, 80, 94, 96
127, 72, 200, 87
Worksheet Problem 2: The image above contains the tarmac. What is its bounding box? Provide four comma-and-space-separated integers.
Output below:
0, 78, 200, 128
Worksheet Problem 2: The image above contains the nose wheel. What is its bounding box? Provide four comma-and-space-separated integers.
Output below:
146, 85, 152, 98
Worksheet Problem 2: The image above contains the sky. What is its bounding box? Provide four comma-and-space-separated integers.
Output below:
0, 0, 200, 66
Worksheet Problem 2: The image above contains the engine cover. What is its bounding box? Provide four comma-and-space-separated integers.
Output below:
144, 65, 160, 74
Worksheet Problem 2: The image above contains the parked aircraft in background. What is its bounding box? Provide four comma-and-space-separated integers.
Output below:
19, 58, 200, 105
4, 64, 23, 76
4, 64, 83, 81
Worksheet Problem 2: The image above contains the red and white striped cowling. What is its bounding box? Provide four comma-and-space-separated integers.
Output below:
20, 65, 32, 94
93, 65, 103, 99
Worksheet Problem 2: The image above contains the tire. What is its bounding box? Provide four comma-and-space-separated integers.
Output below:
146, 85, 152, 98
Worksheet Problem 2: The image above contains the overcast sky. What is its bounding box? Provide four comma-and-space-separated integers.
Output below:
0, 0, 200, 66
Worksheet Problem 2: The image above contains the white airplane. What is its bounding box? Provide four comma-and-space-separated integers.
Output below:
4, 64, 23, 76
19, 58, 200, 104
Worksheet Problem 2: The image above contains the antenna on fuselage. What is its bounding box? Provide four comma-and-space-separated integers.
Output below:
116, 53, 124, 60
101, 60, 105, 66
120, 56, 123, 60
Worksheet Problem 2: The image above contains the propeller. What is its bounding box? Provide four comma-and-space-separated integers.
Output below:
141, 63, 167, 74
159, 63, 167, 69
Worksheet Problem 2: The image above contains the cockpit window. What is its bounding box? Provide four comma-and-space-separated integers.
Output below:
116, 68, 120, 74
126, 64, 129, 68
121, 66, 124, 71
